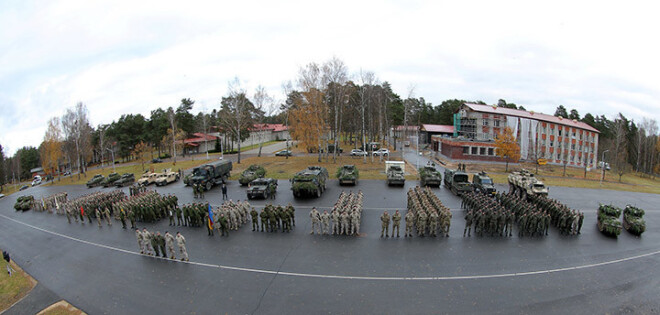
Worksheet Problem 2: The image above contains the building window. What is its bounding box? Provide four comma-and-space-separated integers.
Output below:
471, 147, 478, 155
570, 155, 574, 162
558, 129, 562, 136
463, 146, 469, 154
488, 148, 494, 156
550, 141, 553, 147
480, 147, 486, 155
571, 143, 575, 150
483, 119, 489, 126
572, 131, 576, 138
494, 120, 500, 127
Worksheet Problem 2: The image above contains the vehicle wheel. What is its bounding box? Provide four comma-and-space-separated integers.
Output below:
206, 182, 212, 191
522, 190, 527, 200
509, 183, 513, 194
247, 195, 252, 200
316, 189, 322, 198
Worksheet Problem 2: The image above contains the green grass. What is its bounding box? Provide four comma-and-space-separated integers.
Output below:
38, 301, 86, 315
0, 248, 36, 312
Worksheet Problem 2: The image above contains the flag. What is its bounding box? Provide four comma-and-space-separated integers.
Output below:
207, 203, 214, 230
80, 206, 84, 216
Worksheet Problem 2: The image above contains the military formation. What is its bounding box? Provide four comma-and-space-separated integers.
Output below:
129, 184, 147, 196
405, 186, 451, 237
192, 183, 206, 199
310, 190, 363, 236
208, 200, 252, 236
136, 229, 189, 261
495, 192, 547, 237
529, 195, 584, 235
63, 190, 126, 225
256, 203, 295, 233
111, 191, 178, 229
33, 192, 68, 214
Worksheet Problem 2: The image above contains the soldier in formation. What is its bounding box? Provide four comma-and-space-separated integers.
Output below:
176, 232, 189, 261
310, 207, 321, 234
380, 211, 390, 237
193, 183, 205, 199
63, 190, 125, 226
129, 184, 147, 197
34, 192, 68, 214
325, 191, 363, 237
407, 186, 451, 237
201, 199, 252, 236
253, 202, 295, 233
528, 195, 583, 235
495, 192, 549, 237
112, 191, 178, 226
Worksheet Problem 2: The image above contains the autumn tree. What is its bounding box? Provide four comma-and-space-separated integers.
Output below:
291, 63, 329, 162
132, 141, 150, 171
40, 117, 63, 180
495, 127, 521, 172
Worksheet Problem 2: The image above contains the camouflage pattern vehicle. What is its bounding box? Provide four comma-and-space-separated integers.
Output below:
183, 170, 195, 186
247, 178, 278, 199
291, 166, 328, 198
155, 169, 179, 186
597, 204, 622, 237
623, 205, 646, 235
114, 173, 135, 187
472, 171, 496, 195
101, 172, 121, 187
386, 164, 405, 186
239, 164, 266, 186
14, 195, 34, 211
86, 174, 105, 188
191, 160, 233, 191
336, 165, 359, 185
507, 169, 548, 200
419, 165, 442, 187
137, 172, 158, 186
444, 168, 472, 195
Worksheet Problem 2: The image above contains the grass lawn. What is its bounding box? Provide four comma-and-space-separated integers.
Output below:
229, 155, 419, 180
0, 249, 37, 312
37, 300, 86, 315
433, 155, 660, 194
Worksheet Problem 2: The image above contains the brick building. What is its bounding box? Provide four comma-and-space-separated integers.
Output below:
433, 103, 600, 167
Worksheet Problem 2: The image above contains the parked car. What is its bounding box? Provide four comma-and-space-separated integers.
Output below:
152, 158, 163, 163
275, 150, 292, 156
350, 149, 368, 156
63, 171, 71, 176
372, 148, 390, 156
19, 185, 29, 191
0, 193, 5, 199
31, 175, 42, 186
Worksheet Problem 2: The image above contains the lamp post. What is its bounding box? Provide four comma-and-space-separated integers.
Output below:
600, 149, 609, 185
106, 148, 115, 173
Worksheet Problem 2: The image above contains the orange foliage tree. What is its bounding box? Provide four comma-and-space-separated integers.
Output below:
290, 63, 329, 162
495, 127, 521, 172
40, 117, 63, 178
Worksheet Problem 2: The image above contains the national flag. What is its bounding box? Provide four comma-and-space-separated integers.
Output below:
80, 206, 84, 216
207, 204, 214, 230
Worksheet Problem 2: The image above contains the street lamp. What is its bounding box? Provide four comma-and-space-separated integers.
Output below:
106, 148, 116, 172
600, 149, 609, 185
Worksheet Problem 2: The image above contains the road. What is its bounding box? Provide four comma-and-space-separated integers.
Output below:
1, 152, 659, 314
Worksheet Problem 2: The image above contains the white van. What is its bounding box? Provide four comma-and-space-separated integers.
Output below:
32, 175, 42, 186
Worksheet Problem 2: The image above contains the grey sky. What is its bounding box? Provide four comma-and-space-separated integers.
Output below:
1, 1, 658, 155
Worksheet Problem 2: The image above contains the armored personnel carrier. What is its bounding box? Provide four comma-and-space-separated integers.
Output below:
86, 174, 105, 188
291, 166, 328, 198
597, 204, 622, 237
507, 169, 548, 200
337, 165, 359, 185
386, 162, 405, 186
623, 205, 645, 235
239, 164, 266, 186
14, 195, 34, 211
419, 165, 442, 187
247, 178, 278, 199
101, 172, 121, 187
444, 168, 471, 195
114, 173, 135, 187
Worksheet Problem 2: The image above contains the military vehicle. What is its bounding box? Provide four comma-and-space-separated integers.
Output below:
101, 172, 121, 187
239, 164, 266, 186
155, 169, 179, 186
386, 162, 405, 186
419, 165, 442, 187
14, 195, 34, 211
597, 204, 622, 237
507, 169, 548, 200
623, 205, 646, 235
336, 165, 359, 185
192, 159, 233, 191
444, 168, 472, 195
183, 170, 195, 186
137, 172, 158, 186
114, 173, 135, 187
246, 178, 278, 199
472, 171, 496, 195
291, 166, 329, 198
86, 174, 105, 188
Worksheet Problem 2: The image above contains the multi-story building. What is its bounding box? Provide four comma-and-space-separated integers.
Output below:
433, 103, 600, 167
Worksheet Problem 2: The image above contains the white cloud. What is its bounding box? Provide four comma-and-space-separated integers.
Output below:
1, 0, 659, 155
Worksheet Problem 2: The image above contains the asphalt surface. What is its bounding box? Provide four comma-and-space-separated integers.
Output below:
1, 160, 660, 314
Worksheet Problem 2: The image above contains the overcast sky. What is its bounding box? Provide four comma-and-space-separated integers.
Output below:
1, 1, 659, 155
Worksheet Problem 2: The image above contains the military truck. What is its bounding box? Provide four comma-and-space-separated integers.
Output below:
86, 174, 105, 188
336, 165, 359, 185
597, 204, 622, 237
507, 169, 548, 200
386, 162, 405, 186
247, 178, 278, 199
101, 172, 121, 187
183, 170, 195, 186
291, 166, 329, 198
114, 173, 135, 187
623, 205, 646, 236
192, 159, 233, 191
239, 164, 266, 186
444, 168, 472, 195
472, 171, 496, 195
155, 169, 179, 186
137, 172, 158, 186
419, 165, 442, 187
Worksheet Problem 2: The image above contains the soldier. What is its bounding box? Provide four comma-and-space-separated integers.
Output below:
150, 230, 161, 257
380, 211, 390, 238
288, 203, 296, 227
417, 210, 428, 237
128, 209, 136, 229
218, 213, 229, 236
119, 208, 127, 229
221, 183, 228, 200
142, 228, 154, 256
199, 184, 205, 199
204, 212, 214, 236
168, 206, 175, 226
250, 207, 259, 231
270, 182, 276, 200
96, 208, 103, 227
340, 211, 350, 235
351, 210, 360, 236
392, 210, 401, 237
331, 209, 340, 235
155, 232, 167, 258
65, 207, 72, 224
405, 210, 415, 237
281, 208, 290, 232
260, 208, 268, 232
175, 205, 183, 226
464, 210, 473, 237
321, 210, 330, 235
165, 231, 176, 260
104, 207, 112, 226
429, 211, 439, 237
176, 232, 189, 261
310, 207, 321, 235
577, 212, 584, 234
136, 229, 145, 254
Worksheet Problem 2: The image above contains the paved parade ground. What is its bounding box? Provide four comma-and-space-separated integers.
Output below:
1, 174, 659, 314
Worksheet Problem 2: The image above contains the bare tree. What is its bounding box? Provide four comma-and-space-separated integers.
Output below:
62, 102, 91, 179
322, 57, 349, 163
358, 70, 376, 163
252, 85, 275, 157
611, 116, 629, 182
167, 107, 178, 163
219, 77, 259, 164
